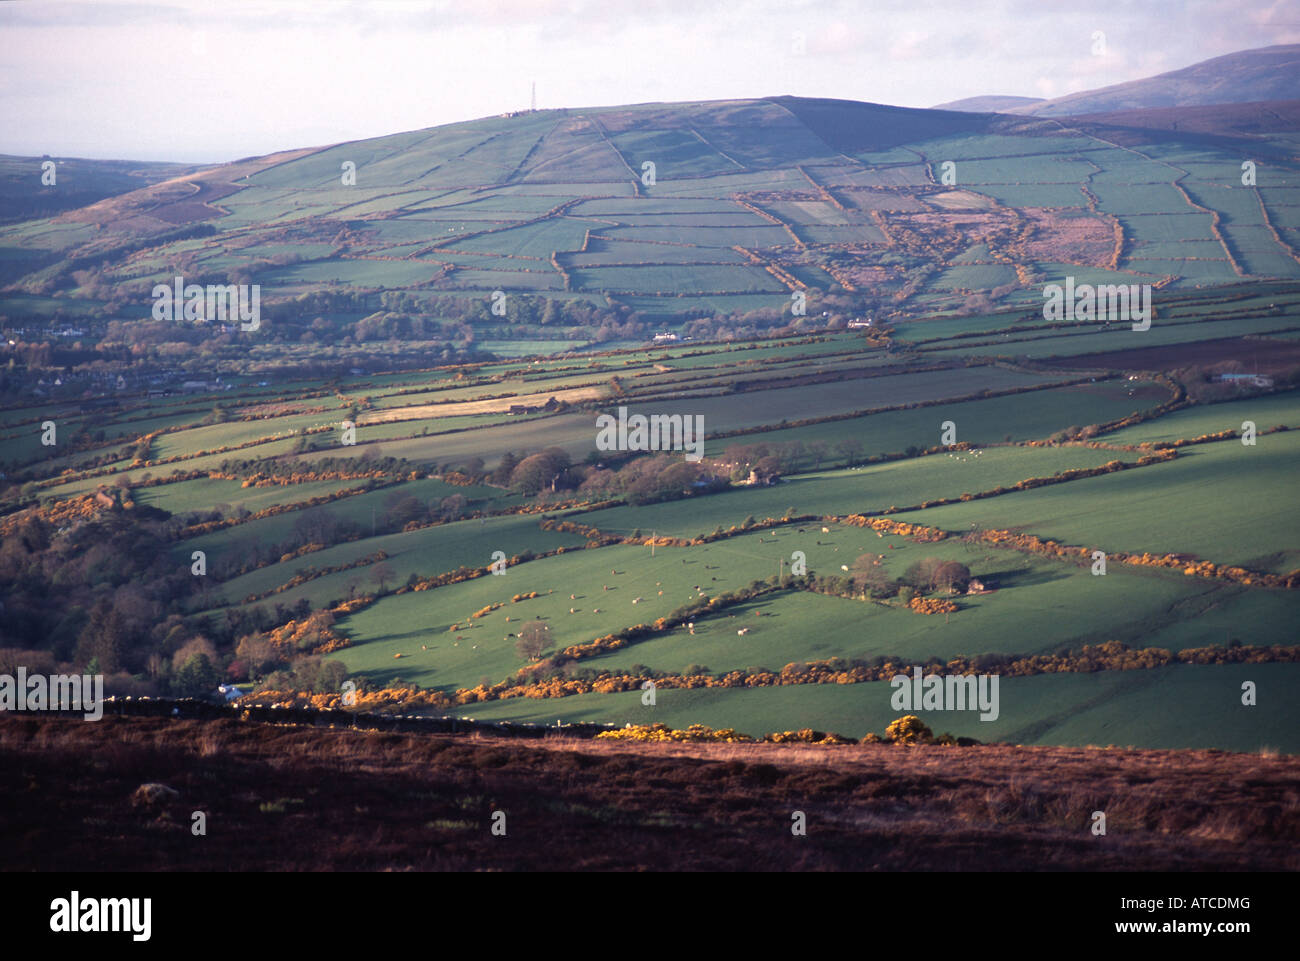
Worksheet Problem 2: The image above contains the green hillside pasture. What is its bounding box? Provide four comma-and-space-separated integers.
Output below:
570, 198, 746, 216
893, 310, 1053, 343
933, 264, 1019, 291
565, 241, 749, 266
333, 528, 991, 692
449, 663, 1300, 753
195, 504, 563, 611
150, 412, 350, 460
1258, 187, 1300, 229
1180, 183, 1266, 225
932, 313, 1300, 361
1026, 263, 1165, 289
445, 268, 564, 291
963, 183, 1088, 208
41, 437, 305, 498
761, 201, 858, 226
570, 263, 784, 294
568, 551, 1300, 673
134, 477, 355, 516
798, 225, 887, 244
613, 365, 1058, 431
451, 218, 594, 257
614, 294, 784, 317
257, 259, 442, 287
835, 189, 929, 213
598, 212, 771, 228
1126, 240, 1233, 259
699, 379, 1167, 459
486, 340, 585, 358
491, 181, 636, 198
1102, 390, 1300, 445
644, 169, 808, 197
602, 128, 743, 179
1118, 258, 1239, 283
1092, 183, 1196, 215
897, 431, 1300, 573
1118, 213, 1218, 244
603, 225, 792, 247
293, 366, 1051, 467
574, 445, 1129, 537
838, 165, 931, 187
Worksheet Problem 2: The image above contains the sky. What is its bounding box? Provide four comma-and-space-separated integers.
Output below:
1, 0, 1296, 163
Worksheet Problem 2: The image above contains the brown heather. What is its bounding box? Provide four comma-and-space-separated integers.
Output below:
1, 714, 1295, 871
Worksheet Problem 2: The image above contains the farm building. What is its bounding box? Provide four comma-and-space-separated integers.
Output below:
1215, 373, 1273, 388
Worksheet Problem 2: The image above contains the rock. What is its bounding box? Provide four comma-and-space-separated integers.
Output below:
131, 783, 179, 808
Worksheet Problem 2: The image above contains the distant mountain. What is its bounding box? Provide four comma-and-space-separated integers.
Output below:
0, 155, 198, 225
1066, 99, 1300, 142
1008, 44, 1300, 117
930, 95, 1045, 113
3, 90, 1299, 336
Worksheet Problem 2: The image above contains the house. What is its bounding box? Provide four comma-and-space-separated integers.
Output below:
653, 332, 679, 343
847, 318, 873, 329
215, 684, 243, 703
1215, 373, 1273, 388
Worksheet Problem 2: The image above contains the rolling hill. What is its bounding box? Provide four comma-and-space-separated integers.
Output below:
3, 85, 1299, 345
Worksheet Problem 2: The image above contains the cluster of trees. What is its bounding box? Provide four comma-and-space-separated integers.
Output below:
811, 555, 972, 603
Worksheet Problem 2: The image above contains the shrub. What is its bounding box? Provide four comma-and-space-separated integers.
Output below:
885, 714, 934, 744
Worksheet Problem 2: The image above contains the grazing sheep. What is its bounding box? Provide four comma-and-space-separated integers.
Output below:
394, 653, 405, 659
822, 526, 830, 533
570, 607, 577, 613
737, 628, 749, 636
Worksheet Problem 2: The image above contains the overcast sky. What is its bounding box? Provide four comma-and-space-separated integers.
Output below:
2, 0, 1296, 163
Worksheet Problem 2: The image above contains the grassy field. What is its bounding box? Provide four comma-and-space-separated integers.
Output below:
897, 430, 1300, 572
448, 663, 1300, 753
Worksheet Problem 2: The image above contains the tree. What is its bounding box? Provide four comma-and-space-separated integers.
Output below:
850, 554, 894, 598
372, 562, 396, 592
932, 561, 972, 595
515, 620, 552, 661
509, 448, 571, 495
902, 557, 947, 592
173, 652, 221, 697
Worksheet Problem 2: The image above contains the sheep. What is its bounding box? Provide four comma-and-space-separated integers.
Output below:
593, 608, 600, 614
821, 526, 830, 533
569, 607, 577, 613
737, 628, 749, 636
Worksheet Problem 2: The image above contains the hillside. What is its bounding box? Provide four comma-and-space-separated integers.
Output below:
3, 83, 1299, 347
1009, 44, 1300, 116
931, 95, 1045, 113
3, 714, 1295, 870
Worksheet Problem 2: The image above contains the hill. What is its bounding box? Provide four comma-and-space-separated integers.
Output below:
931, 94, 1045, 113
3, 90, 1299, 347
3, 714, 1295, 870
1009, 44, 1300, 116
